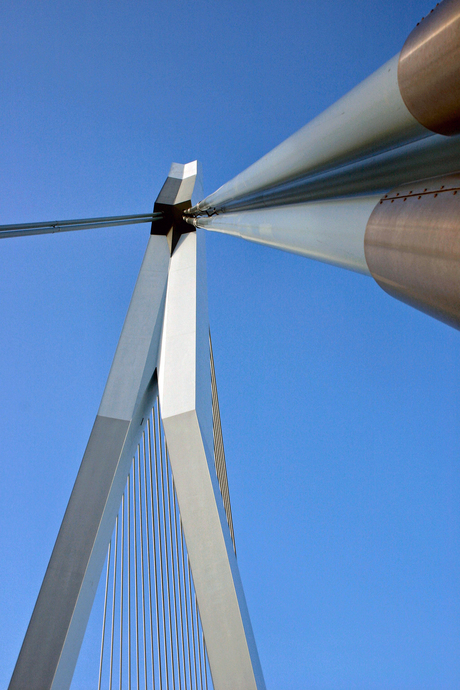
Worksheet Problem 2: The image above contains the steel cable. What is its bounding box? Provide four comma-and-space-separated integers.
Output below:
143, 427, 156, 689
148, 415, 163, 689
137, 445, 148, 690
132, 452, 140, 690
154, 402, 170, 688
109, 516, 119, 690
98, 540, 112, 690
96, 397, 214, 690
119, 495, 125, 690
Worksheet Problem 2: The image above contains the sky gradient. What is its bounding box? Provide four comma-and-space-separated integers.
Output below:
0, 1, 459, 688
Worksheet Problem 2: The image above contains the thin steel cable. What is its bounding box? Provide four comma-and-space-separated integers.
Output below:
109, 515, 119, 690
98, 540, 112, 690
194, 592, 204, 690
180, 521, 194, 689
209, 333, 236, 552
119, 493, 125, 690
148, 414, 163, 689
154, 402, 170, 689
132, 451, 140, 690
202, 631, 209, 690
127, 472, 132, 690
173, 482, 188, 690
143, 424, 156, 690
98, 399, 224, 690
137, 443, 148, 690
0, 212, 163, 239
158, 406, 176, 690
188, 556, 199, 690
165, 449, 182, 690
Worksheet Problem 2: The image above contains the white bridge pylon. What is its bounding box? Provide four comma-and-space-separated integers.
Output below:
9, 6, 460, 684
9, 162, 266, 690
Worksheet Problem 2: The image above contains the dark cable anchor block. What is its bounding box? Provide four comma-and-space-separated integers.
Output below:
152, 162, 202, 254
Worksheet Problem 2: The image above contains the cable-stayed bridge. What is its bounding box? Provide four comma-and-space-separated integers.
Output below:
4, 2, 460, 687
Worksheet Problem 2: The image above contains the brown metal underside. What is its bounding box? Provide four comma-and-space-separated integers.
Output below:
398, 0, 460, 136
364, 174, 460, 329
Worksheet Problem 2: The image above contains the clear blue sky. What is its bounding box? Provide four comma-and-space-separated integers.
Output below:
0, 1, 459, 688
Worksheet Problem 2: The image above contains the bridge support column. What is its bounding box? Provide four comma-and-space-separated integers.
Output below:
159, 229, 266, 690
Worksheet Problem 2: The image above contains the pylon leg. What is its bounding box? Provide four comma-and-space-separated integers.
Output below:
159, 229, 266, 690
9, 234, 170, 690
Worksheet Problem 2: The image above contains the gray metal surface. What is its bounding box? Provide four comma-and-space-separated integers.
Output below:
99, 236, 170, 421
10, 415, 129, 690
192, 54, 427, 213
198, 131, 460, 214
192, 197, 379, 274
9, 234, 170, 690
159, 230, 266, 690
155, 161, 203, 207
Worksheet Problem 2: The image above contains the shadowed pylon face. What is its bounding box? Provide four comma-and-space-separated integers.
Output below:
152, 161, 203, 254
